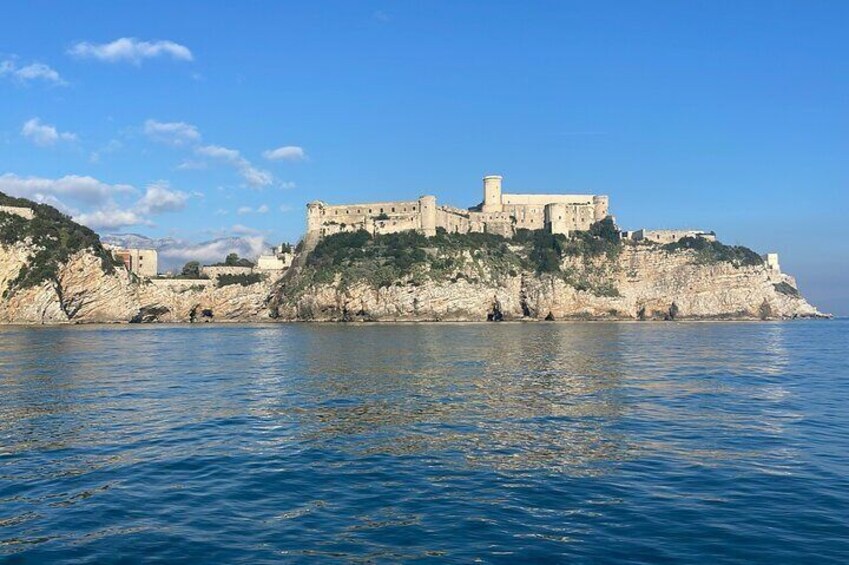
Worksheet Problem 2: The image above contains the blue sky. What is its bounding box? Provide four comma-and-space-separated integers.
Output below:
1, 1, 847, 314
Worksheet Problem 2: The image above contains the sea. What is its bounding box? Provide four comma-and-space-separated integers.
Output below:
1, 321, 847, 563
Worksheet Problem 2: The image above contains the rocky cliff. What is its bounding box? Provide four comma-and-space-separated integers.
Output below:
0, 195, 828, 324
269, 229, 826, 322
0, 243, 273, 324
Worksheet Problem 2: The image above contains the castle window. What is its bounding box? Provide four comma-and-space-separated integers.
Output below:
369, 209, 372, 213
392, 207, 395, 212
380, 208, 384, 213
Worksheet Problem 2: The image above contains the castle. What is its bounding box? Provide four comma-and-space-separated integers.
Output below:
306, 175, 610, 239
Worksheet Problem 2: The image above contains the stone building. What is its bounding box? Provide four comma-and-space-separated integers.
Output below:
306, 174, 609, 240
105, 246, 158, 278
627, 229, 717, 244
0, 206, 35, 220
763, 253, 781, 273
255, 244, 294, 274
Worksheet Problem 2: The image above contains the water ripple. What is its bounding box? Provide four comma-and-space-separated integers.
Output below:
0, 321, 848, 562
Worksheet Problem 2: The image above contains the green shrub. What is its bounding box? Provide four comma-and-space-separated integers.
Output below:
279, 225, 625, 302
216, 273, 265, 287
663, 237, 762, 267
180, 261, 202, 279
774, 281, 800, 297
589, 216, 620, 243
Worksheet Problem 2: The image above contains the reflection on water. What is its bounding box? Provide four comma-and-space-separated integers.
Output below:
1, 322, 848, 562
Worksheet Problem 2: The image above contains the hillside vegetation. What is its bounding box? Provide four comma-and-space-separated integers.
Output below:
279, 217, 766, 302
0, 192, 117, 296
661, 236, 763, 267
282, 218, 621, 298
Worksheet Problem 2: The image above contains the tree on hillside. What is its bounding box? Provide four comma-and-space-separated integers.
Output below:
181, 261, 201, 279
224, 252, 254, 268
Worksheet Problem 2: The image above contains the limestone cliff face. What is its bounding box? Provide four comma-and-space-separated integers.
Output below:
0, 240, 826, 324
134, 280, 272, 323
272, 245, 825, 322
0, 243, 273, 324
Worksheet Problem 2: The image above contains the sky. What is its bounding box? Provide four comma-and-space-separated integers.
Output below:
1, 1, 847, 314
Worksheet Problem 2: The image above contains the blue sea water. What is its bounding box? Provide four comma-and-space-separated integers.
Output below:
0, 321, 847, 563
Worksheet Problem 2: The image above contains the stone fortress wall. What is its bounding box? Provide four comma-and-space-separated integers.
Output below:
627, 229, 717, 244
306, 175, 610, 240
202, 245, 295, 281
0, 206, 36, 220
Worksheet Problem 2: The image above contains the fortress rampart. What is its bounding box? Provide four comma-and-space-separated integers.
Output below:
0, 206, 35, 220
306, 175, 610, 240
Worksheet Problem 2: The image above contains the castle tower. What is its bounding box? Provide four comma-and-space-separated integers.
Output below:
482, 175, 503, 213
306, 201, 324, 233
593, 195, 609, 222
544, 203, 569, 236
418, 195, 437, 237
764, 253, 781, 273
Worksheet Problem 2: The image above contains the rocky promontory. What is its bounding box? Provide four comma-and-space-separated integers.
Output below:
269, 227, 826, 322
0, 193, 828, 324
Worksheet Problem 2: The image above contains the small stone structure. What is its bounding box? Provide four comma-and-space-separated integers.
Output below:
306, 174, 610, 240
104, 245, 158, 278
628, 229, 717, 244
255, 244, 294, 275
201, 265, 254, 280
200, 244, 294, 282
0, 206, 35, 220
763, 253, 781, 273
148, 278, 215, 290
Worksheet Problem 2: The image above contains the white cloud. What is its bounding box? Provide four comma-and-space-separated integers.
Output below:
279, 204, 294, 213
0, 173, 134, 204
237, 204, 270, 215
135, 182, 189, 214
21, 118, 78, 146
197, 144, 240, 161
144, 119, 200, 146
0, 59, 66, 85
68, 38, 193, 64
196, 144, 273, 188
74, 207, 150, 230
239, 166, 273, 187
262, 145, 306, 161
0, 173, 196, 231
279, 181, 297, 190
158, 235, 266, 263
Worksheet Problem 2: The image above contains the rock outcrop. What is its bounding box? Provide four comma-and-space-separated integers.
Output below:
271, 244, 826, 322
0, 195, 828, 324
0, 244, 273, 324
